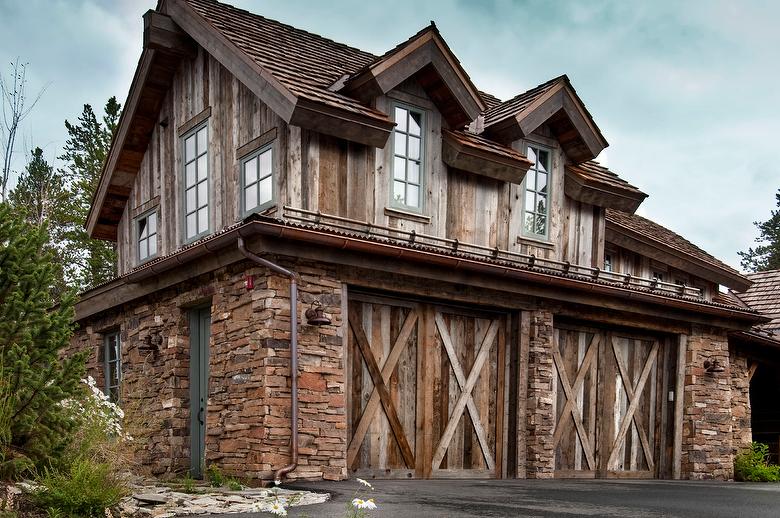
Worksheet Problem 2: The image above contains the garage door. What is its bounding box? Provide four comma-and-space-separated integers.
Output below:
346, 293, 508, 479
552, 324, 677, 478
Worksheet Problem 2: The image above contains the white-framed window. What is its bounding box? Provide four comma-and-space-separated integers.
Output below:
136, 210, 158, 263
522, 144, 551, 239
391, 104, 424, 211
183, 122, 209, 242
241, 144, 274, 216
104, 331, 121, 402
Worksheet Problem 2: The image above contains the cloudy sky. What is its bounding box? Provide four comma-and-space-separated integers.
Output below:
1, 0, 778, 270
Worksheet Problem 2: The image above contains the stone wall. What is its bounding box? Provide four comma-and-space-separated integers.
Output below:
681, 326, 733, 480
68, 256, 347, 481
729, 347, 752, 456
524, 309, 555, 478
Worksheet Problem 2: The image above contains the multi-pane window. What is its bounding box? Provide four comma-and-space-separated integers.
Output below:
604, 254, 613, 272
183, 123, 209, 241
523, 145, 550, 238
391, 105, 423, 210
104, 332, 121, 402
242, 146, 273, 215
137, 211, 158, 263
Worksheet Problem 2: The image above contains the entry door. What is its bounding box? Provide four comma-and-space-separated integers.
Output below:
552, 325, 674, 479
189, 306, 211, 478
346, 294, 507, 479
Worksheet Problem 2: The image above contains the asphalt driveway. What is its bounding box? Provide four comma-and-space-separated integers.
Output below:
209, 478, 780, 518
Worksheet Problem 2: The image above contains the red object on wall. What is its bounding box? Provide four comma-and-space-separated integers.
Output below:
244, 274, 254, 290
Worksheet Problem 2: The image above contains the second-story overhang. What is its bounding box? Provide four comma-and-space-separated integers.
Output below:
76, 213, 767, 330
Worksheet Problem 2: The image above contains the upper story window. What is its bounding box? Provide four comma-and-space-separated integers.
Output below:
242, 144, 273, 216
136, 210, 158, 263
183, 123, 209, 242
391, 105, 424, 211
604, 254, 613, 272
523, 144, 550, 239
104, 331, 121, 402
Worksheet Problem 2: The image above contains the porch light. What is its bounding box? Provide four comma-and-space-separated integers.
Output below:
704, 356, 725, 374
305, 300, 331, 326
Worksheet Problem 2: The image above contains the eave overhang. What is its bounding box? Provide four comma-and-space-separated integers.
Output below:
565, 165, 647, 212
342, 25, 485, 129
442, 129, 532, 183
485, 79, 608, 164
605, 220, 751, 292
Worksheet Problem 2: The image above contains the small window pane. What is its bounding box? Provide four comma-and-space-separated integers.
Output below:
138, 218, 148, 239
245, 185, 257, 211
523, 213, 535, 233
536, 194, 547, 214
537, 172, 548, 194
149, 235, 157, 256
185, 135, 195, 161
408, 136, 420, 160
258, 149, 273, 179
394, 132, 406, 155
185, 162, 196, 187
538, 149, 550, 172
186, 213, 196, 238
197, 155, 208, 182
197, 181, 208, 208
259, 176, 272, 205
197, 127, 207, 154
244, 157, 258, 184
406, 184, 419, 208
393, 156, 406, 180
409, 112, 421, 136
526, 146, 537, 165
525, 190, 535, 211
197, 207, 208, 233
186, 187, 196, 211
394, 107, 407, 132
535, 214, 547, 235
408, 161, 420, 184
393, 180, 405, 204
148, 213, 157, 235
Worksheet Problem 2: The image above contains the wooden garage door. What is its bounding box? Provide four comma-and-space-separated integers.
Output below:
552, 325, 676, 479
347, 294, 507, 479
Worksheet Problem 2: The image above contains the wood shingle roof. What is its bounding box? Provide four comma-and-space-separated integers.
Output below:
734, 270, 780, 332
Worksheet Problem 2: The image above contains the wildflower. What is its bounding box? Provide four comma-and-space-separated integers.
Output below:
356, 477, 373, 489
361, 498, 377, 510
352, 498, 365, 508
274, 479, 282, 486
269, 501, 288, 516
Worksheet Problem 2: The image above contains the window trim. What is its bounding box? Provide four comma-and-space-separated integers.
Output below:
181, 120, 211, 244
389, 101, 426, 213
134, 207, 159, 265
520, 141, 553, 241
103, 331, 121, 402
240, 141, 275, 218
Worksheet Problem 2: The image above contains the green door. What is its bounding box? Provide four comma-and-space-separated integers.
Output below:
189, 306, 211, 478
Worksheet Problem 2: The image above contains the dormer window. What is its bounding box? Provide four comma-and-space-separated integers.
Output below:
241, 144, 274, 216
391, 105, 424, 211
183, 122, 209, 242
136, 210, 158, 263
523, 144, 550, 239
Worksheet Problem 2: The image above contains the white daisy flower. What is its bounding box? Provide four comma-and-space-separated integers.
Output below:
354, 498, 377, 510
352, 498, 365, 508
356, 477, 373, 489
269, 501, 288, 516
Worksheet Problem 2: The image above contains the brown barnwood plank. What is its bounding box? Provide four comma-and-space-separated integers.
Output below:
552, 332, 599, 449
672, 335, 687, 479
497, 319, 507, 478
349, 309, 416, 469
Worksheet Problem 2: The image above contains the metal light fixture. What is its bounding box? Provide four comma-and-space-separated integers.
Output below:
704, 356, 725, 374
305, 300, 331, 326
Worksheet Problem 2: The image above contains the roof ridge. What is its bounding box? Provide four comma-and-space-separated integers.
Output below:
485, 74, 567, 114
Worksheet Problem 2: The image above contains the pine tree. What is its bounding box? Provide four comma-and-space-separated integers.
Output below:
0, 202, 85, 478
59, 97, 121, 292
8, 147, 70, 294
739, 189, 780, 272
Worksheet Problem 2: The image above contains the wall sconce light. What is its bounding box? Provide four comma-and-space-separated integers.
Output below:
139, 329, 163, 356
704, 356, 725, 374
305, 300, 331, 326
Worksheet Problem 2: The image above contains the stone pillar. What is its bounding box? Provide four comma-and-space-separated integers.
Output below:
729, 347, 752, 456
682, 325, 734, 480
524, 309, 555, 478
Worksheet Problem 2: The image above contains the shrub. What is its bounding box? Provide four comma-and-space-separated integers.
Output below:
31, 458, 126, 517
734, 442, 780, 482
207, 465, 224, 488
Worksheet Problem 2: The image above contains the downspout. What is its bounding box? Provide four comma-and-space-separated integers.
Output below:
237, 237, 299, 483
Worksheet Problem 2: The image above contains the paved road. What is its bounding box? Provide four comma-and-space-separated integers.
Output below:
208, 479, 780, 518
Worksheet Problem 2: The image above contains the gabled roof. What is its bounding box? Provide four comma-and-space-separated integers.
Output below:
605, 209, 750, 291
482, 75, 608, 164
565, 161, 647, 212
479, 91, 502, 111
733, 270, 780, 332
342, 22, 485, 128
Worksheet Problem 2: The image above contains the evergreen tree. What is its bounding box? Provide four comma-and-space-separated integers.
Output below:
0, 202, 85, 478
59, 97, 121, 292
739, 189, 780, 272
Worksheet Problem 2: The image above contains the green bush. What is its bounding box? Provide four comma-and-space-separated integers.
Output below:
734, 442, 780, 482
31, 458, 127, 517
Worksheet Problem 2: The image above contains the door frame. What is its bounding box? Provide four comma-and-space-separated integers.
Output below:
189, 305, 211, 478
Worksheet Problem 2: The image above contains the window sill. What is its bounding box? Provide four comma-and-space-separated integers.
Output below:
517, 235, 555, 250
384, 207, 431, 224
